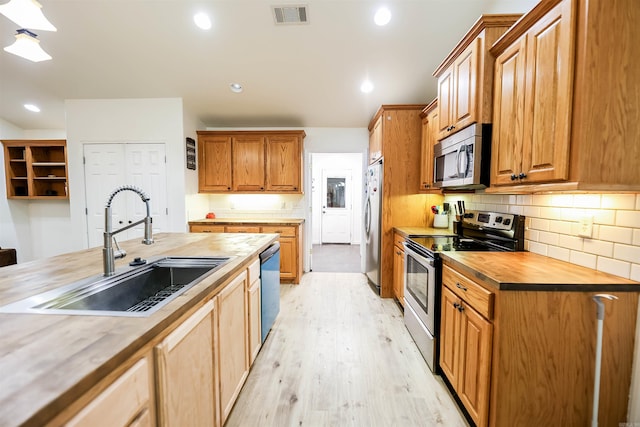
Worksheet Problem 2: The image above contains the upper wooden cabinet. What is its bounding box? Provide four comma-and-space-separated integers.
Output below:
368, 115, 383, 164
433, 15, 521, 141
419, 100, 439, 192
489, 0, 640, 192
198, 135, 232, 192
2, 139, 69, 199
197, 130, 305, 194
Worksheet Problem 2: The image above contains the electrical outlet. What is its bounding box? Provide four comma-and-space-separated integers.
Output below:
577, 215, 593, 238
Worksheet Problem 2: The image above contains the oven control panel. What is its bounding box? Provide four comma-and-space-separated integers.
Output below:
462, 210, 517, 231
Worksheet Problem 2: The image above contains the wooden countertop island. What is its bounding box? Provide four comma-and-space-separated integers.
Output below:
0, 232, 277, 427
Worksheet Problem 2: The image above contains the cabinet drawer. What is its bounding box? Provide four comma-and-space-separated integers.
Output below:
248, 258, 260, 284
394, 233, 405, 249
190, 224, 225, 233
442, 265, 494, 320
225, 226, 261, 233
261, 225, 296, 237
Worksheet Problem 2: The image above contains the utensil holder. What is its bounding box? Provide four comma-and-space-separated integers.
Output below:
433, 214, 449, 229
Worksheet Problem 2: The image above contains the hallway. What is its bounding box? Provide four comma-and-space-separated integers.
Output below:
225, 272, 467, 426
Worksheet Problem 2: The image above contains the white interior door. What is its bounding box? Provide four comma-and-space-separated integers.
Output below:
84, 143, 168, 249
321, 169, 352, 244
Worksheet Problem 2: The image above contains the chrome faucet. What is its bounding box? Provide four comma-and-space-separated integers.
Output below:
103, 185, 154, 276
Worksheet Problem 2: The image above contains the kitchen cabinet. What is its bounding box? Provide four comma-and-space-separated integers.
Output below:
2, 139, 68, 199
247, 259, 262, 365
368, 115, 383, 164
440, 266, 493, 427
440, 253, 639, 427
488, 0, 640, 192
419, 100, 439, 192
265, 135, 301, 192
65, 356, 153, 427
217, 271, 249, 424
198, 135, 232, 192
190, 221, 303, 284
155, 300, 218, 427
197, 130, 305, 194
392, 232, 405, 305
368, 105, 444, 299
232, 135, 265, 191
433, 15, 521, 141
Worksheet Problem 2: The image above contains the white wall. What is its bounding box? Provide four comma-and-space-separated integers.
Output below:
310, 153, 363, 245
0, 118, 71, 262
66, 98, 189, 250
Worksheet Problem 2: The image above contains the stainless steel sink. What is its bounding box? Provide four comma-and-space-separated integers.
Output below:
0, 256, 231, 317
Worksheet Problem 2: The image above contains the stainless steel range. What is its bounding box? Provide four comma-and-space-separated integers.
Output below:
403, 210, 526, 372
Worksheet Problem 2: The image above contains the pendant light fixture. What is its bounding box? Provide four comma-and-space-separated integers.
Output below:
4, 28, 51, 62
0, 0, 57, 31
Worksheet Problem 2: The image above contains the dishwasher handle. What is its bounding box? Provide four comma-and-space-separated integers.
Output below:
260, 242, 281, 263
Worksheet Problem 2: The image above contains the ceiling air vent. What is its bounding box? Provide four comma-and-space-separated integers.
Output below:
272, 5, 308, 25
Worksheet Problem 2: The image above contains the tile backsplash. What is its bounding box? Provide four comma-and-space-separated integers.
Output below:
444, 193, 640, 281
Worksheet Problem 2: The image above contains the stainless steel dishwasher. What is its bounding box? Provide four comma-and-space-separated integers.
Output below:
260, 242, 281, 342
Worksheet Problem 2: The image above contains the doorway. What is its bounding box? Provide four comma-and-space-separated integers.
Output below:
310, 153, 363, 272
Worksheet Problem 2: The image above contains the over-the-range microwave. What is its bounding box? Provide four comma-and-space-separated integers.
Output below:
433, 123, 491, 189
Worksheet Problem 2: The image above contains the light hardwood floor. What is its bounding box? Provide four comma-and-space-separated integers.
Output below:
226, 272, 468, 426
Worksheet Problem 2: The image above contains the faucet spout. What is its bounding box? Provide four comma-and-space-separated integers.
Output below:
103, 185, 154, 276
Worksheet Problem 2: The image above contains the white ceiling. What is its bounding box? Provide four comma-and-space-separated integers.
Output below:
0, 0, 537, 131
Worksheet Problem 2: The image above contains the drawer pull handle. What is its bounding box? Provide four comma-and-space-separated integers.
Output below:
456, 282, 467, 291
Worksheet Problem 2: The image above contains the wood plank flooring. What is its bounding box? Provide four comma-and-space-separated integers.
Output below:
226, 272, 467, 426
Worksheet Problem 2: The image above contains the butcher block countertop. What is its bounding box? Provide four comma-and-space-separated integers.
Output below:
0, 232, 276, 427
393, 226, 455, 237
189, 217, 305, 225
441, 251, 640, 291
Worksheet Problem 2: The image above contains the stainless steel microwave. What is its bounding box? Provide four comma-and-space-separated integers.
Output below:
433, 123, 491, 189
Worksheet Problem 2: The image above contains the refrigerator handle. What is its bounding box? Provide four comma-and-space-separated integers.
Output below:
364, 197, 371, 235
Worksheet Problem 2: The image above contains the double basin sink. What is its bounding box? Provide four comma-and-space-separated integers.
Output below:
0, 256, 231, 317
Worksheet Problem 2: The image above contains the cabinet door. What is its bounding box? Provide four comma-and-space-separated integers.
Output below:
248, 277, 261, 365
457, 301, 493, 427
265, 136, 300, 192
392, 243, 405, 305
491, 35, 527, 186
155, 300, 217, 427
198, 136, 232, 192
419, 105, 438, 190
218, 272, 249, 424
437, 67, 454, 139
66, 357, 151, 427
439, 286, 461, 385
232, 136, 265, 191
521, 1, 573, 183
368, 115, 383, 164
452, 39, 480, 131
278, 236, 297, 281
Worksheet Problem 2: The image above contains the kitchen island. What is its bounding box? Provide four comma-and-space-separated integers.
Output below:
0, 232, 277, 427
438, 251, 640, 427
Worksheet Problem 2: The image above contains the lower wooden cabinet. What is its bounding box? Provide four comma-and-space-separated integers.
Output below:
155, 300, 218, 427
440, 267, 493, 427
65, 356, 152, 427
247, 259, 262, 365
190, 221, 303, 283
217, 271, 249, 424
392, 232, 405, 305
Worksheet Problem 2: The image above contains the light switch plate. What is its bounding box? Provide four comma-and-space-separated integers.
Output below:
578, 215, 593, 238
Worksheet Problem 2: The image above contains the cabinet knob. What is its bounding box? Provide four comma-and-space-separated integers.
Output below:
227, 187, 231, 190
518, 172, 527, 179
456, 282, 467, 292
510, 174, 518, 181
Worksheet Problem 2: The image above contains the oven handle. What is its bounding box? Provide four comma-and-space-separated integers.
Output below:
403, 243, 435, 268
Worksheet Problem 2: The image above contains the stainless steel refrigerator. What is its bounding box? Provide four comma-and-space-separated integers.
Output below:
364, 159, 382, 293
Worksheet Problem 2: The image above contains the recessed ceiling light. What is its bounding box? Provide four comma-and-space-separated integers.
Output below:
230, 83, 243, 93
374, 7, 391, 26
194, 12, 211, 30
24, 103, 40, 112
360, 80, 374, 94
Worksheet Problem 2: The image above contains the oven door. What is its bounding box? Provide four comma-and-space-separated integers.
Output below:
403, 244, 436, 336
